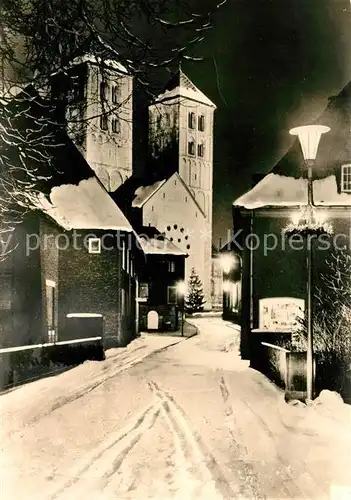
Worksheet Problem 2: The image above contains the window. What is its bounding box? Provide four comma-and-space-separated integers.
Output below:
185, 196, 188, 202
167, 286, 177, 304
198, 114, 205, 131
139, 283, 149, 299
100, 114, 108, 131
88, 238, 101, 254
188, 140, 195, 156
162, 192, 166, 199
341, 164, 351, 192
197, 143, 205, 157
100, 81, 108, 101
112, 85, 120, 103
168, 261, 176, 273
188, 112, 196, 129
112, 118, 120, 133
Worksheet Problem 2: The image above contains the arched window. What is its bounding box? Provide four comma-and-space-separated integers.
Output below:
100, 114, 108, 131
112, 84, 120, 104
112, 118, 120, 133
100, 81, 108, 101
188, 112, 196, 129
188, 139, 195, 156
197, 142, 205, 158
198, 114, 205, 131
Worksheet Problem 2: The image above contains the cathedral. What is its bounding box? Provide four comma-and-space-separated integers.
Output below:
64, 56, 217, 309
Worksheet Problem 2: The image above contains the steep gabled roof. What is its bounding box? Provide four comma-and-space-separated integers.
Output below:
69, 54, 129, 75
112, 171, 206, 218
154, 70, 216, 108
234, 81, 351, 209
138, 235, 186, 256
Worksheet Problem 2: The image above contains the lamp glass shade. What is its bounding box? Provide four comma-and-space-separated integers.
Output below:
289, 125, 330, 161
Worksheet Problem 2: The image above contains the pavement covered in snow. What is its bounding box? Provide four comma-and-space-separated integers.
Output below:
1, 318, 351, 499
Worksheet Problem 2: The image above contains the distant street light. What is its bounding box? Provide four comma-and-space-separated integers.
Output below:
220, 253, 236, 274
177, 281, 187, 336
289, 124, 330, 400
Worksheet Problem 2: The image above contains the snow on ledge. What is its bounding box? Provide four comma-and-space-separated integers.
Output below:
66, 313, 103, 318
234, 173, 351, 209
37, 177, 133, 231
70, 54, 128, 74
138, 236, 186, 255
132, 180, 166, 208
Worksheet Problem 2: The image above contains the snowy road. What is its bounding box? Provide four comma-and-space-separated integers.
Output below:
1, 318, 351, 499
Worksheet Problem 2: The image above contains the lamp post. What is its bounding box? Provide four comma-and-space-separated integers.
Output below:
289, 124, 330, 400
177, 281, 187, 336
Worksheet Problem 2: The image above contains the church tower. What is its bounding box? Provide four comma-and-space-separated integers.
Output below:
148, 70, 216, 307
61, 55, 133, 192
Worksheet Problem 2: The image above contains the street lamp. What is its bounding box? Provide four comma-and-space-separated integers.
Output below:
289, 124, 330, 400
220, 254, 235, 274
177, 281, 187, 336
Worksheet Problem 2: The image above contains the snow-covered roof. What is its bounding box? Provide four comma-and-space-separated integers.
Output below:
155, 70, 216, 108
70, 54, 128, 75
234, 173, 351, 209
132, 179, 167, 208
138, 235, 186, 255
36, 177, 133, 231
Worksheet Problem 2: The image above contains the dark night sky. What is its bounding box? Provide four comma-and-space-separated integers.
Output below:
182, 0, 350, 245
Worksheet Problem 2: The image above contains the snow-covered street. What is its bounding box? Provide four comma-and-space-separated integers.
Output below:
1, 318, 351, 499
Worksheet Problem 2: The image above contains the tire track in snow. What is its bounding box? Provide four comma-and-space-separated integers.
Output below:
219, 375, 265, 499
48, 400, 162, 499
149, 380, 235, 500
219, 374, 319, 499
10, 342, 179, 434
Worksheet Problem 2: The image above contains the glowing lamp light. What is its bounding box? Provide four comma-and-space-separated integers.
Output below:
290, 211, 301, 226
223, 281, 231, 293
220, 254, 235, 274
289, 125, 330, 161
313, 210, 327, 226
177, 281, 187, 296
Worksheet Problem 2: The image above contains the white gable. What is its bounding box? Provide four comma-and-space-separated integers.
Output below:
155, 71, 216, 108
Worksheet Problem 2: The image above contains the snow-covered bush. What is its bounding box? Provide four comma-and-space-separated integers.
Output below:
292, 250, 351, 395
